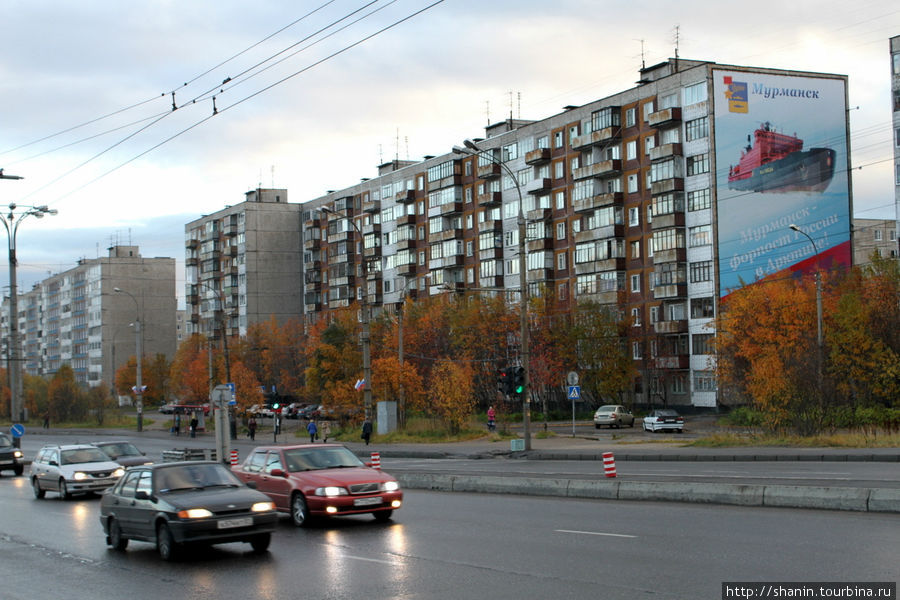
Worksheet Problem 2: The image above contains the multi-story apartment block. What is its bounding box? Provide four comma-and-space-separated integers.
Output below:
1, 245, 176, 390
184, 188, 302, 339
298, 59, 853, 408
852, 218, 897, 264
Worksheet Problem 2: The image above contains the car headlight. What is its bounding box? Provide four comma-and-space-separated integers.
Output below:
112, 468, 125, 478
314, 486, 348, 497
382, 481, 399, 492
177, 508, 213, 519
13, 450, 23, 459
73, 472, 88, 481
251, 501, 275, 512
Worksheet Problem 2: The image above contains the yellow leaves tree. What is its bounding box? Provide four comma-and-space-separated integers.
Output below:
371, 355, 425, 421
229, 360, 264, 415
170, 335, 212, 404
428, 359, 475, 434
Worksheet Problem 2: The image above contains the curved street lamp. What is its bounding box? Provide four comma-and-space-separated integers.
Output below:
789, 224, 824, 378
0, 193, 57, 424
321, 206, 373, 422
452, 140, 532, 451
114, 287, 143, 432
196, 281, 235, 442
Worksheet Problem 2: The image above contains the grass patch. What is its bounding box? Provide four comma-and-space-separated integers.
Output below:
689, 431, 900, 448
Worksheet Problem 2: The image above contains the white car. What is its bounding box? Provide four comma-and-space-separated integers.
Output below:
643, 409, 685, 433
31, 444, 125, 500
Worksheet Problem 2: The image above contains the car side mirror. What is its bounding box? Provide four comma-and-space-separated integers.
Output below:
269, 468, 287, 478
135, 490, 152, 501
49, 460, 59, 467
245, 481, 258, 489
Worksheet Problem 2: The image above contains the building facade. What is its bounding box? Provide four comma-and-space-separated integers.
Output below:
852, 218, 897, 265
892, 36, 900, 240
1, 245, 176, 390
184, 188, 302, 340
298, 59, 852, 408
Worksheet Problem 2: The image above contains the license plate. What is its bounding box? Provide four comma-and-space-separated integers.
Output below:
217, 517, 253, 529
353, 497, 382, 507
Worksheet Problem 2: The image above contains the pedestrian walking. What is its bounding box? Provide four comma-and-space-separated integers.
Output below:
190, 413, 199, 438
173, 413, 181, 436
248, 416, 257, 441
361, 418, 373, 445
43, 411, 50, 429
321, 420, 331, 443
307, 419, 318, 444
487, 405, 496, 432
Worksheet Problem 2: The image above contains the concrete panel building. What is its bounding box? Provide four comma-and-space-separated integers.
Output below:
184, 188, 302, 339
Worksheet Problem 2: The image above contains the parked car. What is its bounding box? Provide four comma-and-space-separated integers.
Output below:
91, 441, 154, 467
30, 444, 124, 500
249, 404, 275, 418
643, 409, 685, 433
99, 461, 277, 560
0, 432, 24, 476
171, 403, 210, 416
284, 403, 310, 419
158, 403, 176, 414
593, 405, 635, 429
232, 444, 403, 527
296, 404, 322, 420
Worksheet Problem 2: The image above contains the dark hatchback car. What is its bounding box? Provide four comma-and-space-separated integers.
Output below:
92, 441, 154, 467
99, 461, 278, 561
0, 432, 24, 476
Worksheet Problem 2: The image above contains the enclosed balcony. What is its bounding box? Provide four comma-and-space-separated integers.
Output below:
573, 192, 624, 213
649, 143, 683, 162
477, 191, 502, 206
524, 147, 551, 165
526, 177, 552, 195
571, 126, 621, 150
477, 163, 501, 179
651, 178, 684, 196
395, 189, 416, 204
573, 159, 622, 180
648, 107, 682, 128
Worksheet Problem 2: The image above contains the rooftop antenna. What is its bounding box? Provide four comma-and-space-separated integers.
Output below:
271, 165, 275, 188
508, 90, 514, 122
404, 136, 409, 160
517, 92, 522, 119
378, 144, 383, 165
395, 127, 400, 162
674, 25, 680, 71
636, 38, 646, 70
486, 100, 490, 126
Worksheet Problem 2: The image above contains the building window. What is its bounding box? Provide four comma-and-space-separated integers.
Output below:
660, 92, 678, 109
694, 371, 717, 392
630, 240, 641, 259
632, 341, 642, 359
557, 252, 567, 271
683, 82, 708, 105
686, 153, 709, 176
690, 296, 715, 318
642, 100, 654, 122
692, 333, 714, 355
554, 131, 564, 148
555, 190, 566, 210
558, 282, 568, 301
689, 260, 712, 283
687, 188, 711, 211
650, 305, 659, 323
627, 173, 639, 193
645, 135, 656, 156
874, 229, 883, 241
630, 273, 641, 293
631, 307, 641, 326
554, 160, 565, 180
556, 222, 566, 240
685, 117, 709, 141
626, 140, 637, 160
625, 107, 636, 127
628, 207, 640, 227
689, 225, 712, 247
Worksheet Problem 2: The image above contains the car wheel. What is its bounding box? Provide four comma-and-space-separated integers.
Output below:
373, 510, 393, 522
291, 493, 311, 527
677, 428, 684, 434
108, 518, 128, 551
13, 464, 23, 476
32, 477, 45, 499
594, 424, 601, 430
157, 523, 180, 561
250, 533, 271, 553
58, 479, 70, 501
629, 420, 634, 428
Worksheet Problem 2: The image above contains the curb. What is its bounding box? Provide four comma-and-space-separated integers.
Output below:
394, 473, 900, 513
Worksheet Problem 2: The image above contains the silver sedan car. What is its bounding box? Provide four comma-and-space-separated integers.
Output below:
593, 405, 635, 429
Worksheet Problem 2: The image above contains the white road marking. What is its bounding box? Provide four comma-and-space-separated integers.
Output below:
555, 529, 637, 538
344, 555, 398, 565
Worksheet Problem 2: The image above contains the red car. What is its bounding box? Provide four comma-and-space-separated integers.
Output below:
232, 444, 402, 527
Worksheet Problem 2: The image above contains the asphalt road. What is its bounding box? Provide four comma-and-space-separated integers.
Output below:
0, 477, 896, 600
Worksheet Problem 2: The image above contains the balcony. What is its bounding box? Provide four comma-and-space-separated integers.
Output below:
327, 230, 350, 243
571, 126, 621, 150
573, 159, 622, 180
649, 143, 683, 162
435, 228, 462, 242
524, 147, 551, 165
478, 247, 504, 260
574, 257, 625, 275
652, 247, 687, 264
653, 283, 687, 299
395, 189, 416, 204
439, 201, 463, 215
477, 163, 501, 179
223, 223, 238, 237
648, 107, 682, 128
526, 177, 552, 195
653, 354, 690, 370
395, 238, 417, 251
478, 219, 502, 233
573, 192, 624, 213
650, 211, 685, 230
579, 290, 620, 305
526, 208, 551, 222
426, 173, 462, 192
185, 238, 200, 249
362, 222, 381, 235
526, 238, 553, 252
329, 298, 351, 309
305, 302, 322, 312
304, 259, 321, 270
304, 281, 322, 293
477, 191, 502, 206
395, 213, 416, 226
527, 268, 553, 282
362, 199, 381, 213
186, 256, 199, 267
363, 246, 380, 258
651, 178, 684, 196
397, 263, 417, 276
574, 224, 624, 243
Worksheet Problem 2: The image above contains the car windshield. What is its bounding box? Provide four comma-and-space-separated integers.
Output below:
60, 448, 112, 464
98, 443, 141, 458
156, 464, 241, 493
283, 447, 364, 472
597, 406, 618, 412
0, 433, 12, 446
655, 410, 679, 417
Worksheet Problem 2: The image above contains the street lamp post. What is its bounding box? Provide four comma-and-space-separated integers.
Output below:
789, 224, 824, 373
321, 206, 373, 421
196, 281, 234, 440
453, 140, 532, 450
114, 287, 143, 432
0, 191, 57, 424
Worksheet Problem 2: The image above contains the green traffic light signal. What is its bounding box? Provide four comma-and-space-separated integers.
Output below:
513, 366, 525, 395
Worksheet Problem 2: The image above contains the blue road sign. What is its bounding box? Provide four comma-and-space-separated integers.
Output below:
10, 423, 25, 438
567, 385, 581, 400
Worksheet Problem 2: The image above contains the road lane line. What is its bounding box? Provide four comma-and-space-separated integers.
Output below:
344, 555, 398, 565
555, 529, 637, 538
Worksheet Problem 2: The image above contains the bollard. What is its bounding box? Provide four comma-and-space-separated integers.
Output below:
602, 451, 617, 478
370, 451, 381, 470
230, 449, 239, 466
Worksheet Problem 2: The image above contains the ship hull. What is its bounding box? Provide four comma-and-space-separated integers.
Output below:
728, 147, 835, 193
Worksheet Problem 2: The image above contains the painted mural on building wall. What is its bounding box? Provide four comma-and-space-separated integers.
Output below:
712, 69, 852, 296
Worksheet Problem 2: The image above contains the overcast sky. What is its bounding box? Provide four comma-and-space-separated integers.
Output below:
1, 0, 898, 298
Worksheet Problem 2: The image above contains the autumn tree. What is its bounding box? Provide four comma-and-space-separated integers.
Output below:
568, 300, 636, 405
170, 335, 212, 403
229, 360, 264, 414
428, 359, 475, 434
48, 364, 86, 422
304, 307, 364, 417
371, 355, 425, 423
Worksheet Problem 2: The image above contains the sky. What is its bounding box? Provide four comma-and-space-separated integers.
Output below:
0, 0, 898, 300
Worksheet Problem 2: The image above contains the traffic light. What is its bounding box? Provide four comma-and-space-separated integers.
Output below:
497, 368, 510, 395
512, 366, 525, 396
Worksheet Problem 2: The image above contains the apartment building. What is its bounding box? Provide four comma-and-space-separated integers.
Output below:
853, 218, 898, 265
892, 36, 900, 237
1, 245, 176, 390
184, 188, 302, 339
298, 59, 852, 408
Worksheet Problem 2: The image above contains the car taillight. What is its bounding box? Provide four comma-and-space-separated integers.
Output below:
676, 417, 684, 422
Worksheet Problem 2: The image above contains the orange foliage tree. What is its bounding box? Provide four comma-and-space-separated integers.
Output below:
428, 359, 475, 434
169, 335, 212, 404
